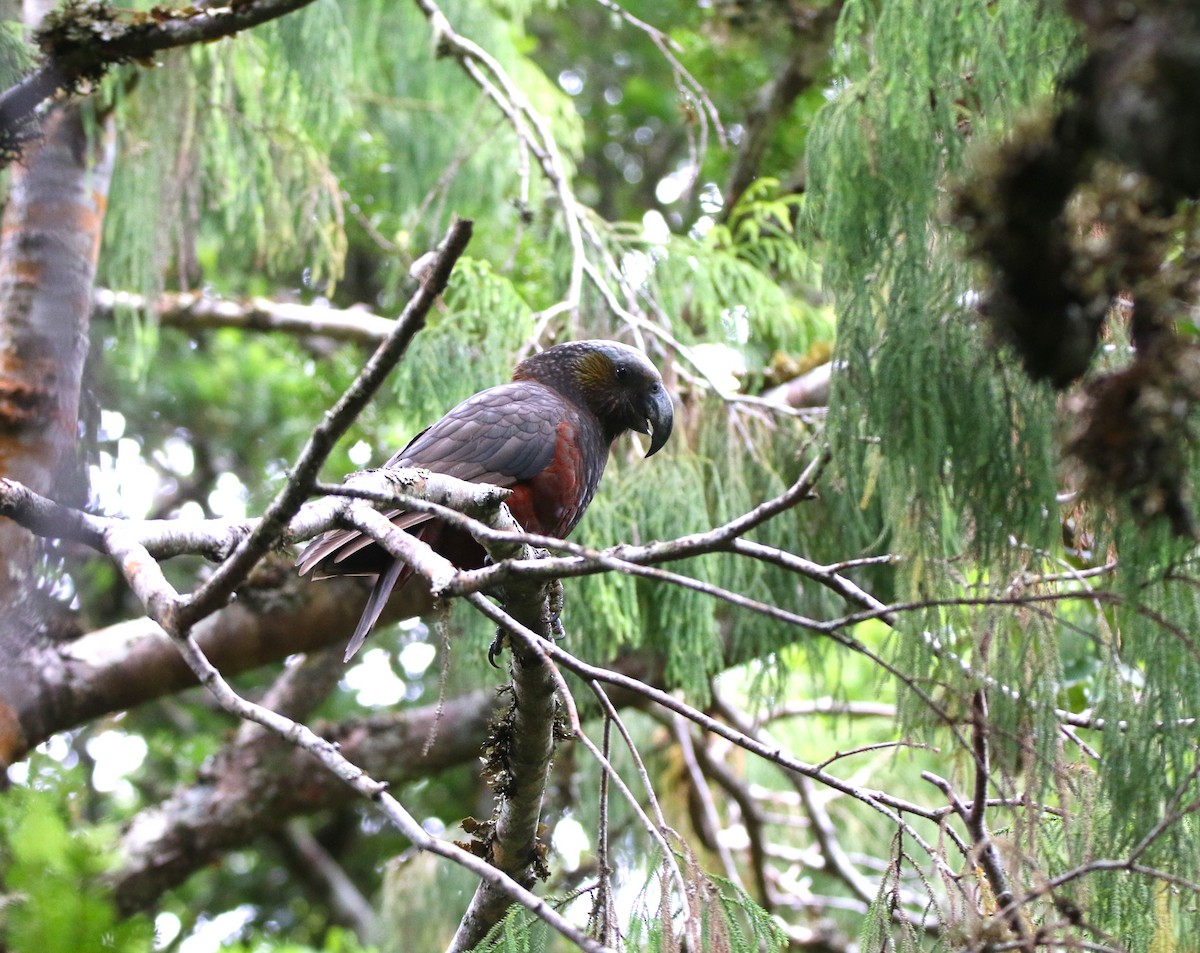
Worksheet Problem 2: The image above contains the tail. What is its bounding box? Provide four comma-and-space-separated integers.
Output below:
343, 558, 408, 662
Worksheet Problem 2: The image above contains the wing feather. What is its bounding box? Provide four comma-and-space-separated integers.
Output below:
296, 382, 568, 577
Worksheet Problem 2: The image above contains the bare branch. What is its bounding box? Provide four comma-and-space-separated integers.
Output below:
813, 740, 935, 772
765, 697, 899, 721
171, 632, 608, 953
964, 690, 1028, 941
93, 289, 396, 345
585, 681, 692, 923
681, 722, 778, 908
670, 713, 744, 886
1056, 709, 1198, 732
590, 718, 618, 947
278, 820, 381, 938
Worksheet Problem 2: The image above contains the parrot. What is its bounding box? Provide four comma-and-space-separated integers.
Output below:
296, 339, 674, 661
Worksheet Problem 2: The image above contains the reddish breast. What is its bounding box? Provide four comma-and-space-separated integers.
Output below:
508, 420, 593, 538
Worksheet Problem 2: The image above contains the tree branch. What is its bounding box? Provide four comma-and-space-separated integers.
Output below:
93, 289, 396, 346
0, 0, 324, 143
446, 577, 561, 952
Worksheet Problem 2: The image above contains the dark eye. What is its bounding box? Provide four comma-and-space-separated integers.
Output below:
615, 365, 628, 380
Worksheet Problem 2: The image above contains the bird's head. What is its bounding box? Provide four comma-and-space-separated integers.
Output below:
516, 340, 674, 455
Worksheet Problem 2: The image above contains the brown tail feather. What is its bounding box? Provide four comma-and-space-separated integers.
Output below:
343, 558, 411, 662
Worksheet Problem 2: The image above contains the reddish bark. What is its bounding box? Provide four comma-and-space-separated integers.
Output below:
0, 101, 115, 763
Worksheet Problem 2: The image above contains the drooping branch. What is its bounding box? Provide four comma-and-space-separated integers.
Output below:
403, 0, 754, 408
410, 0, 586, 329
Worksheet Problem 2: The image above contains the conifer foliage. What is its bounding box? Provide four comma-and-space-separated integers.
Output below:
1, 1, 1199, 952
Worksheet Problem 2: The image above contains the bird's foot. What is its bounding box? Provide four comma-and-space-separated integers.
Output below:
547, 578, 565, 642
487, 631, 507, 667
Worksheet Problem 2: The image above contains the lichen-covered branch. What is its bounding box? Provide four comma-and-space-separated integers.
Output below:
0, 0, 323, 148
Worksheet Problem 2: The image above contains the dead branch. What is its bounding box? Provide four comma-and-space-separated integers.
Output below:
93, 289, 396, 346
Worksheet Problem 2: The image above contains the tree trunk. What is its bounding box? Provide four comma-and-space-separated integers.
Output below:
0, 30, 116, 762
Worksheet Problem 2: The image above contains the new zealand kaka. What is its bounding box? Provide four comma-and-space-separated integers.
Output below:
297, 339, 674, 661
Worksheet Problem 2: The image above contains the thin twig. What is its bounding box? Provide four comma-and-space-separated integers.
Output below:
101, 525, 610, 953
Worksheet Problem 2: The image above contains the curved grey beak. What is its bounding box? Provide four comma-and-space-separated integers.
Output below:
642, 385, 674, 457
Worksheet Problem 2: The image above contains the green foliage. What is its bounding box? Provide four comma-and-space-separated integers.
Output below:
98, 55, 195, 316
568, 407, 850, 697
193, 0, 353, 291
649, 181, 831, 366
222, 927, 376, 953
382, 257, 537, 442
0, 760, 154, 953
100, 0, 353, 309
706, 874, 788, 953
859, 874, 925, 953
804, 0, 1200, 946
334, 0, 580, 278
0, 16, 31, 91
809, 0, 1077, 563
617, 867, 786, 953
806, 0, 1079, 754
